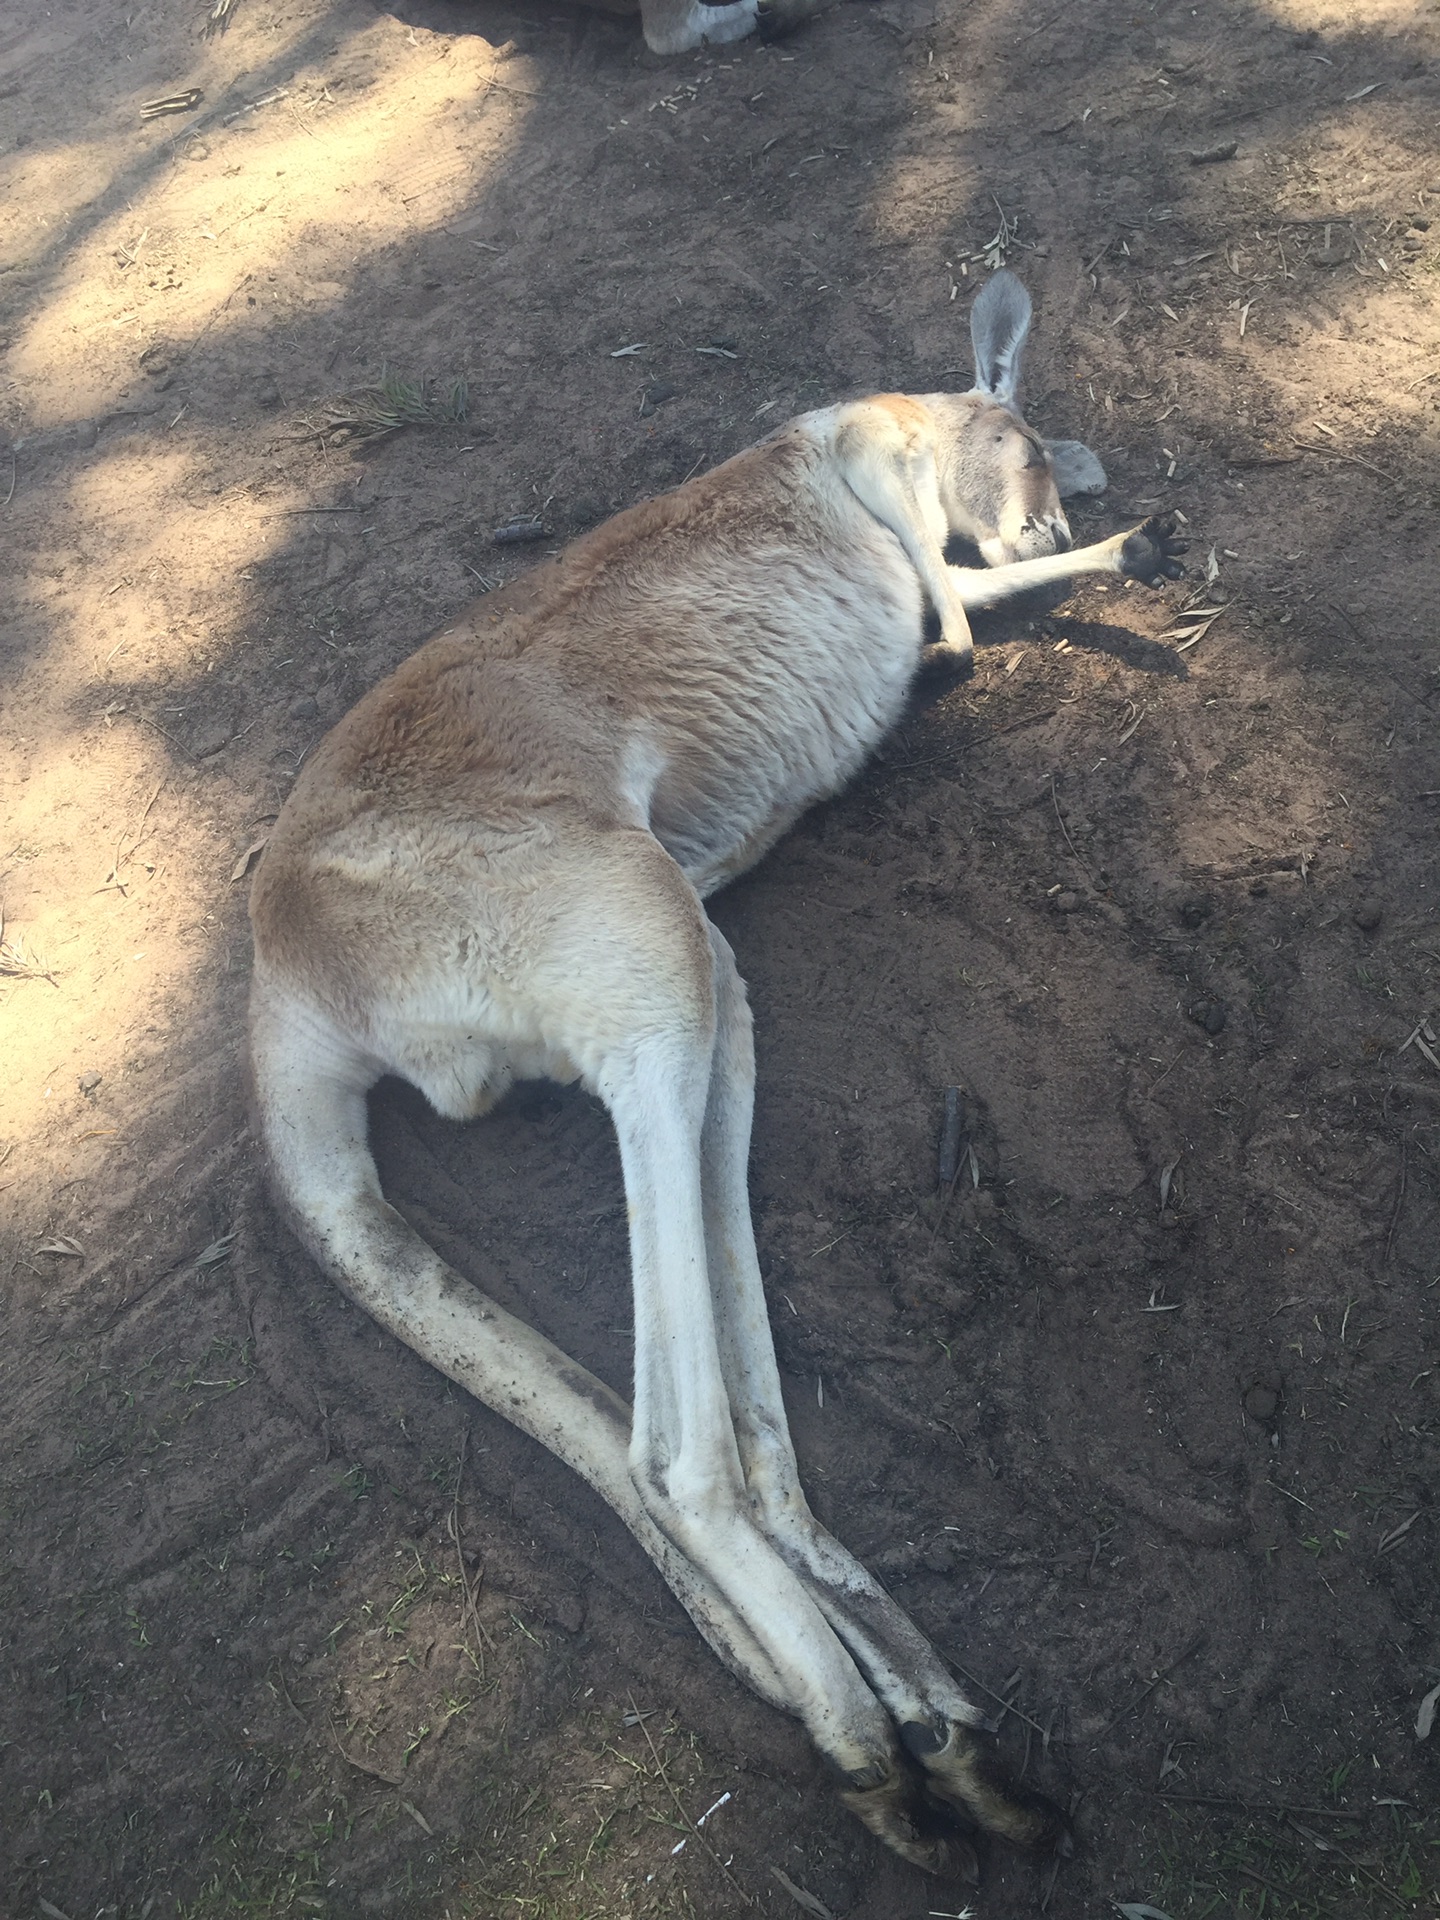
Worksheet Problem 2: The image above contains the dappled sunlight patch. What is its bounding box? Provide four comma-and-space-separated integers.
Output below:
0, 136, 128, 277
5, 11, 526, 425
0, 718, 222, 1162
1260, 0, 1431, 32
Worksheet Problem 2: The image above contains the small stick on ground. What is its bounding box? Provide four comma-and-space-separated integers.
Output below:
1384, 1143, 1407, 1264
1100, 1635, 1204, 1737
627, 1690, 755, 1908
273, 1659, 309, 1726
448, 1427, 496, 1664
98, 778, 166, 895
1051, 773, 1090, 877
939, 1652, 1054, 1741
1235, 1862, 1297, 1899
930, 1086, 970, 1244
1293, 440, 1397, 485
1288, 1817, 1403, 1905
1154, 1789, 1373, 1819
1329, 602, 1436, 709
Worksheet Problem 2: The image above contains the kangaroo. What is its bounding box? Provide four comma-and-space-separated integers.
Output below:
248, 271, 1185, 1880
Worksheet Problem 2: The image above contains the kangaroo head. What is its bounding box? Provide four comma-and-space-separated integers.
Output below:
930, 270, 1107, 567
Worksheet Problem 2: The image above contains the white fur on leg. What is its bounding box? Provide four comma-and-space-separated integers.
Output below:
639, 0, 759, 52
603, 1021, 907, 1778
945, 529, 1129, 612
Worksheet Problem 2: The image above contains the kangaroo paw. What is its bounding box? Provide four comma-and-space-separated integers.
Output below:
1119, 512, 1188, 587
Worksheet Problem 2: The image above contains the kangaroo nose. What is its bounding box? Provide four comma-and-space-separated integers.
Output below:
1050, 519, 1072, 553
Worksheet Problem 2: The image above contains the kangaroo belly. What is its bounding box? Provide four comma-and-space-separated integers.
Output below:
640, 561, 926, 889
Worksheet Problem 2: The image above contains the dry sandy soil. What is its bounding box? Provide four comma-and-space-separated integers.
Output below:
2, 0, 1439, 1913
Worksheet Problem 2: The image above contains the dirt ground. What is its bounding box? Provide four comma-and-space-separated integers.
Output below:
3, 0, 1439, 1912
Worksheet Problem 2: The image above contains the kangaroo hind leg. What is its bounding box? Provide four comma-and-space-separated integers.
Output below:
581, 840, 979, 1876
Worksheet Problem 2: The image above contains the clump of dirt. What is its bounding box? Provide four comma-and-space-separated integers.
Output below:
1, 0, 1437, 1914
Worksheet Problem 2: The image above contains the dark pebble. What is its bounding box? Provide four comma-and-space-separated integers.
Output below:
638, 381, 678, 418
1052, 889, 1081, 914
1244, 1385, 1278, 1422
190, 722, 232, 759
78, 1070, 102, 1093
1188, 998, 1227, 1035
288, 695, 318, 722
545, 1591, 587, 1636
1353, 899, 1383, 933
1178, 894, 1213, 928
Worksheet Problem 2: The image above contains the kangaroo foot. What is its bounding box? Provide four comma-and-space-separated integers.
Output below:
839, 1761, 982, 1881
901, 1718, 1073, 1856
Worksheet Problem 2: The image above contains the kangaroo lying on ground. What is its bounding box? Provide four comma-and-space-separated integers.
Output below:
249, 271, 1185, 1879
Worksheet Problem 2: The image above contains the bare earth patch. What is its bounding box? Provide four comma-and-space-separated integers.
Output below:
1, 0, 1437, 1913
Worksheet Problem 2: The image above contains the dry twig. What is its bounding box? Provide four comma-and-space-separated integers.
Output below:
1100, 1636, 1204, 1737
627, 1691, 754, 1907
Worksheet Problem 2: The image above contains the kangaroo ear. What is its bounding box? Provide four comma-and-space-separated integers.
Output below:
1045, 438, 1108, 497
970, 270, 1032, 402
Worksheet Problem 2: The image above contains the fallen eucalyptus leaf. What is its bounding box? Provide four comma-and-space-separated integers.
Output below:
771, 1868, 835, 1919
230, 839, 267, 883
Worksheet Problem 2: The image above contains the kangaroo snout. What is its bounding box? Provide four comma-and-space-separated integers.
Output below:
1009, 512, 1072, 563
